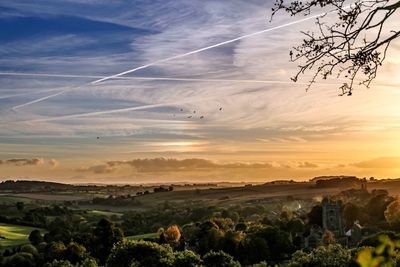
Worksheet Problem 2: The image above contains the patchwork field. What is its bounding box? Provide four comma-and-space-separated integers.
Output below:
0, 194, 34, 204
1, 180, 400, 215
126, 232, 158, 240
0, 223, 44, 248
88, 210, 123, 217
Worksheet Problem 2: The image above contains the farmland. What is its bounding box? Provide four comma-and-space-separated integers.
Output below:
0, 223, 44, 248
126, 232, 158, 240
1, 177, 400, 266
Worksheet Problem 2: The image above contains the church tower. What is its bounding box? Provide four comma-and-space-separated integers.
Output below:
322, 197, 344, 236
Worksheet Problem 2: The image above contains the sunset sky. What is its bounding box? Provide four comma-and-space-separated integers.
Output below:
1, 0, 400, 183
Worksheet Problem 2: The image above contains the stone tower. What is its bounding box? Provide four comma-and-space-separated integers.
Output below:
321, 197, 344, 236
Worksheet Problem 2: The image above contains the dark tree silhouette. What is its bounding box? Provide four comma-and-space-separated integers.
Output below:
90, 218, 124, 265
28, 230, 43, 245
272, 0, 400, 95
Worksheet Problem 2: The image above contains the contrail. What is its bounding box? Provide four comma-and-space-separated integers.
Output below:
12, 6, 355, 123
5, 71, 309, 107
91, 13, 324, 84
11, 13, 324, 110
12, 88, 74, 110
22, 96, 218, 123
0, 88, 62, 100
0, 72, 100, 79
0, 71, 309, 85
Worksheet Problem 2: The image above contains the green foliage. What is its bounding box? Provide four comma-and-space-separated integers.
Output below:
241, 235, 269, 265
16, 202, 25, 212
44, 260, 74, 267
287, 244, 352, 267
359, 232, 400, 248
76, 258, 98, 267
246, 225, 294, 262
43, 241, 92, 266
64, 242, 89, 264
47, 242, 67, 261
307, 205, 322, 227
343, 202, 363, 228
29, 229, 43, 245
286, 218, 305, 234
366, 194, 394, 223
203, 250, 241, 267
44, 258, 98, 267
90, 218, 124, 264
384, 199, 400, 227
219, 230, 245, 257
249, 261, 270, 267
197, 226, 225, 254
106, 240, 175, 267
322, 230, 336, 246
235, 222, 247, 232
3, 252, 36, 267
20, 244, 39, 256
357, 235, 400, 267
174, 250, 202, 267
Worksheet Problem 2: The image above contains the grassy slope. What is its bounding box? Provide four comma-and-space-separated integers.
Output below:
132, 181, 400, 207
88, 210, 123, 217
126, 232, 158, 240
1, 180, 399, 213
0, 195, 34, 204
0, 223, 44, 248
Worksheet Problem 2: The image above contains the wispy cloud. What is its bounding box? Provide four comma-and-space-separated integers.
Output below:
351, 157, 400, 169
48, 158, 59, 168
77, 163, 115, 174
10, 11, 322, 110
298, 161, 319, 168
76, 157, 289, 174
0, 158, 44, 166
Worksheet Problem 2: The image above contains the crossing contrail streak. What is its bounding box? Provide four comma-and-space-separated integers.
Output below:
0, 88, 63, 100
6, 71, 309, 107
0, 72, 100, 79
12, 88, 74, 110
11, 12, 325, 110
91, 13, 324, 85
23, 96, 218, 123
0, 71, 309, 85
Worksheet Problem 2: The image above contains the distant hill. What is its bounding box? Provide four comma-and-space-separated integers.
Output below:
0, 180, 73, 192
310, 176, 367, 189
310, 175, 358, 182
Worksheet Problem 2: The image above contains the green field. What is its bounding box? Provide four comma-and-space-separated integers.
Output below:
0, 223, 44, 248
88, 210, 123, 217
0, 195, 34, 204
126, 232, 158, 240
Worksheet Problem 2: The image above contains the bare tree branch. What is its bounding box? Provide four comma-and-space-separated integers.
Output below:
272, 0, 400, 95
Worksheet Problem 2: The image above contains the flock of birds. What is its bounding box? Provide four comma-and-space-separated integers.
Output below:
96, 107, 223, 140
174, 106, 222, 119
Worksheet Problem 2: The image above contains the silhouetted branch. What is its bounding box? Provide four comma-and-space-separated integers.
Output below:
272, 0, 400, 95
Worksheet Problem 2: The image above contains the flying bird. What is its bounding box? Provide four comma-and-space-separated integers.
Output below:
193, 110, 196, 113
187, 116, 192, 119
219, 107, 223, 111
200, 116, 204, 119
96, 137, 100, 139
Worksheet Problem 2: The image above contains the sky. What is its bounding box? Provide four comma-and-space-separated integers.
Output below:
0, 0, 400, 184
